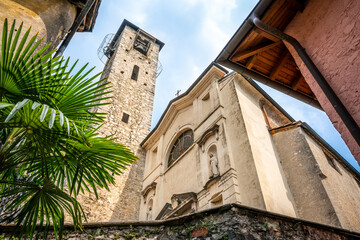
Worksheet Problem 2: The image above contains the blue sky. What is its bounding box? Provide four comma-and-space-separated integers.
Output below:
63, 0, 359, 171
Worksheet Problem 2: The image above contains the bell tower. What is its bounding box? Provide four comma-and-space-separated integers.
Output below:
79, 19, 164, 222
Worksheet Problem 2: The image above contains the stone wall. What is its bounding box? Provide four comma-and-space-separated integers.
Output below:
2, 204, 360, 239
77, 24, 161, 222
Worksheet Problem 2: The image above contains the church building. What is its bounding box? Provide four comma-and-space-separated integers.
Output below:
139, 63, 360, 232
88, 19, 360, 233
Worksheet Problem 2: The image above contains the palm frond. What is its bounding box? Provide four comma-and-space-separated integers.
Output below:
0, 178, 83, 240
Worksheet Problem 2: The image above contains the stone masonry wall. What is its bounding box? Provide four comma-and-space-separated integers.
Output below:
2, 204, 360, 239
77, 25, 160, 222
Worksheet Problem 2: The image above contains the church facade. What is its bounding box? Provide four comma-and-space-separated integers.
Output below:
85, 19, 360, 232
139, 63, 360, 232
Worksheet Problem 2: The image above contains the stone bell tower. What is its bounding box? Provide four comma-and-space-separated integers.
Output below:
78, 19, 164, 222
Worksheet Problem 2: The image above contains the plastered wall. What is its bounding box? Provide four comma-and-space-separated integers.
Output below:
305, 133, 360, 232
140, 71, 298, 221
139, 67, 360, 231
284, 0, 360, 162
233, 75, 297, 217
271, 127, 341, 227
218, 77, 265, 209
0, 0, 76, 51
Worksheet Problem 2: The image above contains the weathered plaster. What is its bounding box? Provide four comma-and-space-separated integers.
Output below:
234, 75, 297, 217
304, 132, 360, 232
271, 127, 341, 227
0, 0, 76, 51
218, 77, 265, 209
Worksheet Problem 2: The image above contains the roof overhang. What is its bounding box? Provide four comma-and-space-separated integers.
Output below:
215, 0, 321, 109
68, 0, 102, 32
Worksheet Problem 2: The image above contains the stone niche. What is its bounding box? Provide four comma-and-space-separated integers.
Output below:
198, 124, 229, 183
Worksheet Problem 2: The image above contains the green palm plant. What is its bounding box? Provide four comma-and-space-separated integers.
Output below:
0, 19, 137, 239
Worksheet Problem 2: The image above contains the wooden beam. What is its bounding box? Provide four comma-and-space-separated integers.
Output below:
231, 41, 282, 61
246, 54, 259, 69
254, 28, 279, 42
54, 0, 97, 57
84, 0, 98, 30
288, 0, 305, 12
270, 51, 289, 80
291, 73, 302, 90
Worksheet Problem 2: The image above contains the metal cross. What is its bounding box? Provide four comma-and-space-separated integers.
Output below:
175, 90, 181, 97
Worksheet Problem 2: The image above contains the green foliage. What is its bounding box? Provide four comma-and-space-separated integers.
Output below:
221, 232, 229, 240
170, 226, 178, 232
0, 19, 137, 239
263, 221, 269, 229
123, 225, 139, 239
185, 225, 197, 235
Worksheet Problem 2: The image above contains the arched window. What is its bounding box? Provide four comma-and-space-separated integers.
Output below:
131, 65, 139, 80
168, 129, 194, 167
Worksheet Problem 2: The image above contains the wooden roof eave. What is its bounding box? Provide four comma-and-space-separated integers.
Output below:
68, 0, 102, 32
215, 0, 321, 110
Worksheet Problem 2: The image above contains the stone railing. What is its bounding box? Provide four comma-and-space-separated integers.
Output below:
1, 203, 360, 239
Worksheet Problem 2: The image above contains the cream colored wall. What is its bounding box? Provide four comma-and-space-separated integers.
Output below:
217, 77, 266, 209
141, 71, 297, 220
271, 127, 341, 227
140, 68, 360, 230
233, 75, 297, 217
305, 134, 360, 232
261, 102, 291, 128
140, 72, 237, 220
141, 105, 200, 220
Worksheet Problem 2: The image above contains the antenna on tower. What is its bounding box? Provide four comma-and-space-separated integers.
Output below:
97, 33, 116, 64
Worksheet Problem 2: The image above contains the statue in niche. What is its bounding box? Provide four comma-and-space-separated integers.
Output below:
209, 153, 219, 178
147, 205, 152, 220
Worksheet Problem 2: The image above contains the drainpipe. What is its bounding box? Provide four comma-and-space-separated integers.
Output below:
250, 16, 360, 146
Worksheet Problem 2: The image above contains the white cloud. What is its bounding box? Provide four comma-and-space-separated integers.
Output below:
106, 0, 151, 26
197, 0, 238, 55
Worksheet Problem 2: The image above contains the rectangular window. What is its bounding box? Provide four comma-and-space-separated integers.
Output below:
131, 65, 139, 81
122, 112, 130, 123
